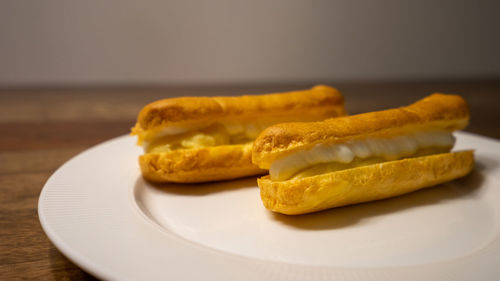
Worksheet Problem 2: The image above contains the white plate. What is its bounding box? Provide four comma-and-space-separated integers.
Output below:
39, 132, 500, 281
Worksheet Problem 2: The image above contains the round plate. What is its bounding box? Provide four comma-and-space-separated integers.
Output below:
39, 132, 500, 281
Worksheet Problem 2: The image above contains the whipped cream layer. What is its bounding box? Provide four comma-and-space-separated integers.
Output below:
142, 114, 333, 153
148, 121, 269, 142
144, 120, 284, 153
269, 130, 456, 181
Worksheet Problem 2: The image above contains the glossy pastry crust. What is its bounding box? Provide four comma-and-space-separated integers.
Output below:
132, 85, 345, 134
139, 144, 266, 183
257, 150, 474, 215
133, 85, 346, 183
252, 94, 469, 169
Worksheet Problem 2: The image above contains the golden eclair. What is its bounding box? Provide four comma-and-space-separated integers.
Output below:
252, 93, 474, 215
132, 85, 346, 183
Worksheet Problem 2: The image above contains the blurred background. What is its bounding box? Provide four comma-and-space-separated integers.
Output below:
2, 2, 500, 279
1, 0, 499, 87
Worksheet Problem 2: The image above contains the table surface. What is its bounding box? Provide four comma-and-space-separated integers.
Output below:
1, 81, 499, 280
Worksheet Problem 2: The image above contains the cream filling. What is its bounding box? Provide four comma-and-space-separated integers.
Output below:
143, 121, 278, 153
269, 130, 456, 181
139, 114, 333, 150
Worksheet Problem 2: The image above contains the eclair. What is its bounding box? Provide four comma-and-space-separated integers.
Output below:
131, 85, 346, 183
252, 93, 474, 215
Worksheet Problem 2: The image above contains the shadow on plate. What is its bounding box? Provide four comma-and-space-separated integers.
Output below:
474, 153, 498, 172
271, 168, 484, 230
135, 175, 259, 196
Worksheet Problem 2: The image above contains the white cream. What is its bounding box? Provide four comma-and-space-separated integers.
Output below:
142, 126, 196, 150
269, 130, 456, 181
143, 121, 281, 152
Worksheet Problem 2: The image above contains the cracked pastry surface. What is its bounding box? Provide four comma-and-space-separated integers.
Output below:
252, 93, 474, 214
131, 85, 346, 183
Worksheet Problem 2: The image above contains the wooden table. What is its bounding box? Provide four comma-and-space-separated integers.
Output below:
1, 81, 499, 280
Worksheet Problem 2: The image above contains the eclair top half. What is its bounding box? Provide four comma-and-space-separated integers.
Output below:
252, 93, 469, 170
131, 85, 346, 148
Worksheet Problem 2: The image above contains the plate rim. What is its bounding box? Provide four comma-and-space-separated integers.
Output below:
38, 131, 500, 281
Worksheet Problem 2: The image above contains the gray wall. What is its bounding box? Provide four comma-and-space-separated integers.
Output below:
1, 0, 499, 86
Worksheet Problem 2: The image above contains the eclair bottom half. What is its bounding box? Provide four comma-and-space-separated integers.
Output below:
258, 151, 474, 215
139, 143, 266, 183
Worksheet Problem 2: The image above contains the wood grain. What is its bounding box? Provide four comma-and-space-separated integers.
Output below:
1, 81, 498, 280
